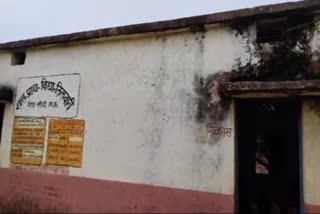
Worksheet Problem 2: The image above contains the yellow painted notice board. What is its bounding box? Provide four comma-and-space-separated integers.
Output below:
46, 119, 85, 167
11, 117, 46, 165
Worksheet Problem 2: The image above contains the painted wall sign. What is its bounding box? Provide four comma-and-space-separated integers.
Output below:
206, 123, 232, 138
15, 74, 80, 118
11, 117, 46, 165
46, 119, 85, 168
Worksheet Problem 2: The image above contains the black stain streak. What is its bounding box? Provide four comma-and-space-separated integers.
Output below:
194, 74, 231, 124
194, 74, 232, 143
190, 25, 206, 56
189, 25, 206, 34
194, 74, 209, 124
305, 97, 320, 118
192, 14, 320, 144
0, 85, 14, 103
228, 19, 252, 37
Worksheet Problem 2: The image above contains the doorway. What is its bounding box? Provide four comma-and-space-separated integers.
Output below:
236, 98, 302, 214
0, 103, 4, 143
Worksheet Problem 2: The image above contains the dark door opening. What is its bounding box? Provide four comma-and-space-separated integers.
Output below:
0, 103, 4, 143
236, 98, 301, 214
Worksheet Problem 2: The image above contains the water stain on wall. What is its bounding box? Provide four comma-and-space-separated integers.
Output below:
193, 73, 232, 144
0, 196, 68, 213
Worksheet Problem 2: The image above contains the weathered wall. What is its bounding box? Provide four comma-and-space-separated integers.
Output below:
303, 98, 320, 213
0, 168, 233, 213
0, 13, 320, 212
0, 25, 252, 212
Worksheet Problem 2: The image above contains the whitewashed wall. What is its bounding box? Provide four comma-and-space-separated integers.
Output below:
0, 25, 254, 195
303, 98, 320, 207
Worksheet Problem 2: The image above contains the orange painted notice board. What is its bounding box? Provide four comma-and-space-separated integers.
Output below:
11, 117, 46, 165
46, 119, 85, 167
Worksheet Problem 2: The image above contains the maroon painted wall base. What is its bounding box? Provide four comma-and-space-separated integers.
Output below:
0, 168, 234, 213
305, 203, 320, 213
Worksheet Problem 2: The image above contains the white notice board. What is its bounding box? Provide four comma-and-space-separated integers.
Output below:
15, 74, 80, 118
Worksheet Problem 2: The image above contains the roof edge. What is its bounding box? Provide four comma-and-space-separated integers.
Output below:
1, 0, 320, 51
